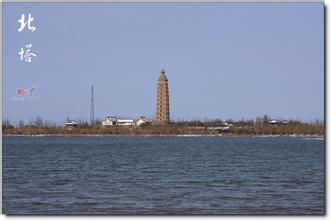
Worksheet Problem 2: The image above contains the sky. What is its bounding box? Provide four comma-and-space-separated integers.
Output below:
3, 3, 324, 124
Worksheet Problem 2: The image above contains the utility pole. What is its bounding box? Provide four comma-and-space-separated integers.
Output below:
90, 85, 95, 126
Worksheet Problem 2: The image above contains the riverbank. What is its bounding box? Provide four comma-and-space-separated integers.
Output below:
3, 123, 324, 137
3, 133, 325, 138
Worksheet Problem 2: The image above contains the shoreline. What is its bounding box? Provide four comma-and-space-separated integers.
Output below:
2, 133, 325, 138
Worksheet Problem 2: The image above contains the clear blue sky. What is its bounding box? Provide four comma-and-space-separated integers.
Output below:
3, 3, 324, 124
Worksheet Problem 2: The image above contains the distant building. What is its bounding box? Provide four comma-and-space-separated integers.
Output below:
117, 119, 134, 126
101, 116, 151, 126
269, 120, 278, 125
102, 116, 117, 126
207, 123, 234, 132
101, 117, 134, 126
269, 119, 289, 125
155, 70, 170, 124
65, 120, 78, 128
136, 116, 150, 126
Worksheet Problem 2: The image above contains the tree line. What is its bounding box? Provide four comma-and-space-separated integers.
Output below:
2, 115, 324, 136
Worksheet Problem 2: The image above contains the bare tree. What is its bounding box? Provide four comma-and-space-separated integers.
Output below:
36, 116, 43, 128
19, 120, 25, 128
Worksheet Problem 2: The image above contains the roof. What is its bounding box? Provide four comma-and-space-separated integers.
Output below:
158, 70, 168, 81
117, 119, 134, 123
65, 120, 78, 125
105, 117, 117, 120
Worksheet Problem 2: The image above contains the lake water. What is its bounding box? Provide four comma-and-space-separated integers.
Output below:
3, 136, 325, 214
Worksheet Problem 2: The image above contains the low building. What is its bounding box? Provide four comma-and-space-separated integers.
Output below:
218, 123, 234, 131
102, 116, 150, 126
269, 120, 279, 125
117, 119, 134, 126
102, 116, 117, 126
269, 119, 289, 125
65, 120, 78, 128
135, 116, 150, 126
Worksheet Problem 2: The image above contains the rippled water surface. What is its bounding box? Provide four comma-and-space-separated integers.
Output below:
3, 136, 324, 214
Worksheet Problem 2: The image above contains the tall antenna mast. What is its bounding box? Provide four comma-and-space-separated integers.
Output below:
90, 85, 95, 126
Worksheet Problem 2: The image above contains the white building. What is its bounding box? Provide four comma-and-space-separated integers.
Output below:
65, 120, 78, 128
117, 119, 134, 126
102, 117, 134, 126
135, 116, 149, 126
102, 116, 150, 126
102, 117, 117, 126
269, 120, 278, 125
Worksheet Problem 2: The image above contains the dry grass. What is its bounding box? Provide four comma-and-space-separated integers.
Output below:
3, 123, 324, 136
